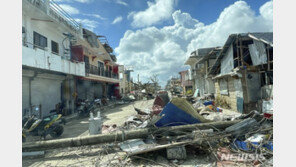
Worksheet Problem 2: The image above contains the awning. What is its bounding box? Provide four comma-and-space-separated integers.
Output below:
185, 56, 198, 66
77, 74, 119, 84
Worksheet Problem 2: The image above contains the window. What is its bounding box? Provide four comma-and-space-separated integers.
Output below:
219, 78, 229, 95
51, 40, 59, 54
98, 61, 104, 75
22, 27, 27, 46
33, 31, 47, 49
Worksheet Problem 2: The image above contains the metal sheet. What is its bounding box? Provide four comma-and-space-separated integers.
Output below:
221, 45, 234, 74
248, 40, 267, 65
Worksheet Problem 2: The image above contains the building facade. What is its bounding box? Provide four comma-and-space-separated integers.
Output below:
185, 47, 218, 97
22, 0, 120, 118
208, 32, 273, 113
179, 70, 193, 95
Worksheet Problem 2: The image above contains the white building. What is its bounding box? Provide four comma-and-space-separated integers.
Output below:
185, 47, 219, 97
22, 0, 85, 117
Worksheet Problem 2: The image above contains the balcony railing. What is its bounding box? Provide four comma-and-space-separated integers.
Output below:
86, 64, 119, 79
22, 41, 85, 76
26, 0, 81, 34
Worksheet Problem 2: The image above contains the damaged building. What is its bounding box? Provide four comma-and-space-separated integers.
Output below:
185, 47, 221, 97
118, 65, 134, 95
179, 70, 193, 95
72, 29, 120, 101
208, 32, 273, 113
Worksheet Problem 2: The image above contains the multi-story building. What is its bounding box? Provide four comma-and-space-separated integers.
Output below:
179, 70, 193, 94
22, 0, 120, 117
72, 29, 120, 100
118, 65, 134, 95
185, 47, 221, 97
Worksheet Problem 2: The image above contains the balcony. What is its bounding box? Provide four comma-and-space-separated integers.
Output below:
22, 42, 85, 76
85, 64, 119, 83
25, 0, 81, 34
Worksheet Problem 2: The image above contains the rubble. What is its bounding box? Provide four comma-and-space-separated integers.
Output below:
23, 95, 273, 167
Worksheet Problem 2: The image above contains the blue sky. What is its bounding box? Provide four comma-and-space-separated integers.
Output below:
55, 0, 270, 49
54, 0, 273, 87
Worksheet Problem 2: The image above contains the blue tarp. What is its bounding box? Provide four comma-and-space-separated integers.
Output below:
232, 140, 273, 151
155, 102, 202, 127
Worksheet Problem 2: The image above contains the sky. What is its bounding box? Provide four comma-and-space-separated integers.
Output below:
53, 0, 273, 87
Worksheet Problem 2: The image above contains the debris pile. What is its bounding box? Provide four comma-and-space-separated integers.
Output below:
23, 93, 273, 166
114, 95, 273, 166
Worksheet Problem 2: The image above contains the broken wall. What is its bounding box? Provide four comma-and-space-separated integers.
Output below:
214, 77, 239, 111
205, 78, 215, 94
245, 72, 261, 103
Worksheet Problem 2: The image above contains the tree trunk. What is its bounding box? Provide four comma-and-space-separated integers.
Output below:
22, 120, 240, 152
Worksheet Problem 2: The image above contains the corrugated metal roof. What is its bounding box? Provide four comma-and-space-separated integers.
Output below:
196, 47, 222, 64
248, 32, 273, 46
197, 47, 216, 56
185, 47, 216, 65
208, 32, 273, 75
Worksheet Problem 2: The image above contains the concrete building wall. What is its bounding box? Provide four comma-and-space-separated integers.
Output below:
22, 77, 30, 116
22, 8, 85, 76
205, 78, 215, 94
195, 73, 205, 96
214, 77, 238, 111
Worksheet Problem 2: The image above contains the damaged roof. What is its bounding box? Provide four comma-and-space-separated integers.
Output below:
83, 28, 100, 48
208, 32, 273, 75
185, 47, 216, 66
196, 47, 222, 64
248, 32, 273, 46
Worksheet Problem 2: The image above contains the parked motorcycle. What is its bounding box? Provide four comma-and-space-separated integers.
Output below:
22, 113, 64, 142
77, 99, 96, 117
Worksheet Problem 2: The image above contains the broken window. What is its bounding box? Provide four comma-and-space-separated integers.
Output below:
33, 31, 47, 49
260, 72, 273, 87
219, 78, 229, 95
51, 40, 59, 54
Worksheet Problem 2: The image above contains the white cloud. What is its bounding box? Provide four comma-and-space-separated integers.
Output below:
115, 0, 128, 6
59, 4, 79, 15
75, 18, 98, 31
115, 0, 273, 87
112, 16, 123, 24
83, 14, 107, 20
128, 0, 176, 28
104, 0, 128, 6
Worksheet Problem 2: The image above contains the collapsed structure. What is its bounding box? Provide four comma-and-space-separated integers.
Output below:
184, 32, 273, 113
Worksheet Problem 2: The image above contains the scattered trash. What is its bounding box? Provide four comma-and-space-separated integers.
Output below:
225, 118, 260, 137
23, 94, 273, 167
166, 146, 187, 160
101, 124, 117, 134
